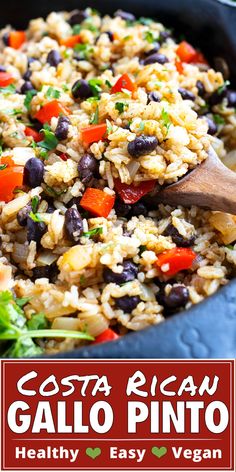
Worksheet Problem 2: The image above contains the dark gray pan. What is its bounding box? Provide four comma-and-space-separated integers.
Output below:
1, 0, 236, 358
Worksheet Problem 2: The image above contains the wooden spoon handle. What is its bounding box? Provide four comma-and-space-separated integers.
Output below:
156, 148, 236, 214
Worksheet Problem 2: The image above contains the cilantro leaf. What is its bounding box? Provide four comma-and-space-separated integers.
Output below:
27, 312, 49, 330
213, 114, 225, 125
105, 79, 112, 88
0, 164, 7, 170
83, 227, 103, 238
161, 108, 171, 134
38, 128, 58, 150
29, 211, 42, 222
115, 102, 128, 114
217, 80, 230, 95
88, 78, 102, 97
46, 87, 61, 99
31, 196, 39, 214
72, 24, 82, 35
15, 297, 32, 308
74, 43, 94, 59
0, 84, 16, 95
24, 89, 37, 110
90, 105, 99, 124
138, 17, 153, 26
144, 31, 155, 43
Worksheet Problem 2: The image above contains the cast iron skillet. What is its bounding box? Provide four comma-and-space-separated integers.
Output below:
1, 0, 236, 358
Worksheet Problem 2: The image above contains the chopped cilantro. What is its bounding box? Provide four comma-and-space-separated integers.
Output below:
15, 297, 32, 308
123, 35, 131, 41
213, 114, 225, 125
217, 80, 230, 95
0, 84, 16, 95
24, 89, 37, 111
115, 102, 128, 113
83, 227, 103, 238
138, 17, 153, 26
90, 105, 99, 124
0, 164, 7, 170
29, 211, 42, 222
74, 43, 94, 60
105, 79, 112, 88
82, 21, 98, 32
46, 87, 61, 99
106, 119, 113, 134
72, 24, 82, 35
0, 291, 94, 358
31, 196, 39, 214
144, 31, 155, 43
161, 108, 171, 134
139, 245, 147, 254
62, 84, 69, 92
38, 128, 58, 150
88, 78, 102, 97
139, 121, 145, 132
86, 96, 100, 103
226, 244, 234, 250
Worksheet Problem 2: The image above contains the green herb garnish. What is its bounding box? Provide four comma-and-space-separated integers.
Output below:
74, 43, 94, 60
105, 79, 112, 88
88, 78, 102, 97
0, 84, 16, 95
138, 17, 153, 26
0, 291, 94, 358
29, 211, 42, 222
106, 119, 113, 134
90, 105, 99, 125
144, 31, 155, 43
83, 227, 103, 238
217, 80, 230, 95
0, 164, 7, 170
31, 196, 39, 214
38, 128, 58, 150
213, 114, 225, 125
24, 89, 37, 111
62, 84, 69, 92
46, 87, 61, 99
115, 102, 128, 114
161, 108, 171, 134
27, 312, 49, 330
15, 297, 32, 308
72, 24, 82, 35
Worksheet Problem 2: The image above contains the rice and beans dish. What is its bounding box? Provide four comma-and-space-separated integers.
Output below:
0, 8, 236, 356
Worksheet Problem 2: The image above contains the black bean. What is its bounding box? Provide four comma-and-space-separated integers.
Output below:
65, 208, 83, 241
20, 81, 34, 94
47, 50, 62, 67
0, 65, 6, 72
196, 80, 205, 97
143, 53, 169, 66
164, 224, 195, 247
162, 285, 189, 309
178, 87, 195, 101
47, 204, 55, 214
128, 135, 158, 158
24, 158, 44, 188
226, 90, 236, 108
159, 30, 171, 44
55, 115, 70, 140
114, 10, 136, 22
144, 43, 160, 56
115, 200, 131, 217
78, 154, 99, 185
68, 10, 89, 26
209, 88, 227, 107
23, 69, 32, 81
32, 263, 59, 282
28, 117, 42, 132
2, 33, 9, 46
17, 204, 32, 227
115, 295, 141, 313
27, 217, 46, 245
71, 79, 93, 100
147, 91, 161, 103
130, 201, 148, 217
206, 117, 217, 136
103, 260, 138, 285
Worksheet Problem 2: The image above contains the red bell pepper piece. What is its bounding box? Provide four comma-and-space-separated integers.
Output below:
176, 41, 196, 63
114, 179, 156, 204
80, 188, 115, 218
35, 100, 70, 124
175, 59, 184, 74
0, 156, 15, 167
9, 31, 26, 49
92, 329, 119, 344
60, 34, 81, 48
59, 152, 68, 161
81, 123, 107, 145
176, 41, 208, 65
0, 72, 14, 87
24, 127, 44, 142
155, 247, 196, 276
0, 166, 24, 202
111, 73, 136, 94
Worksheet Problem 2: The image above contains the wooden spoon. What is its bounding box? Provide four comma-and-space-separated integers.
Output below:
156, 146, 236, 215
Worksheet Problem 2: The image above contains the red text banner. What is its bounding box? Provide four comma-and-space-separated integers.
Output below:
0, 359, 235, 471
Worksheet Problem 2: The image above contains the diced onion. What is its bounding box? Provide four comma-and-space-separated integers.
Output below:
127, 161, 140, 179
78, 312, 109, 337
12, 147, 35, 166
36, 251, 58, 266
52, 317, 81, 331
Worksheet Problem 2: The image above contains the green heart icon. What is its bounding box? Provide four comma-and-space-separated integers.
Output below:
151, 446, 167, 458
86, 447, 101, 459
